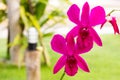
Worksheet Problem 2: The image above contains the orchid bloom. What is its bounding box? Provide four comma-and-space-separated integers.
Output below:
101, 15, 119, 34
51, 34, 89, 76
66, 2, 106, 53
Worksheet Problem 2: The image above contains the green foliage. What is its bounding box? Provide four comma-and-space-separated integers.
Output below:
20, 0, 29, 12
40, 9, 66, 27
43, 32, 53, 37
39, 0, 48, 4
0, 1, 6, 22
26, 13, 41, 31
50, 9, 65, 17
8, 34, 28, 53
26, 12, 43, 38
21, 0, 48, 20
0, 0, 67, 62
19, 0, 66, 47
0, 10, 6, 22
20, 6, 30, 29
19, 0, 66, 36
8, 35, 21, 47
1, 0, 6, 4
35, 1, 47, 20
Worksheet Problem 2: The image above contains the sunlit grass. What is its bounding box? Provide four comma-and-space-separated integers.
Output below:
0, 38, 7, 58
0, 34, 120, 80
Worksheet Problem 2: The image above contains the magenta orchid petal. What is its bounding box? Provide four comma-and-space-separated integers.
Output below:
66, 26, 79, 55
67, 4, 80, 24
76, 36, 93, 54
66, 37, 74, 56
75, 55, 90, 72
100, 20, 107, 29
53, 56, 67, 74
66, 26, 80, 40
81, 2, 90, 26
90, 6, 106, 26
65, 56, 78, 76
51, 34, 67, 54
90, 28, 102, 46
65, 63, 78, 76
109, 17, 119, 34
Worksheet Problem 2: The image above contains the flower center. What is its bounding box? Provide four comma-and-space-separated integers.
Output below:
67, 56, 77, 68
79, 27, 89, 39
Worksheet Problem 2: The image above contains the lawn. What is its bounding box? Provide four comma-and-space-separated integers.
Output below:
0, 34, 120, 80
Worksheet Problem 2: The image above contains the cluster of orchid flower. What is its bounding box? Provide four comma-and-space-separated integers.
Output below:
50, 2, 119, 79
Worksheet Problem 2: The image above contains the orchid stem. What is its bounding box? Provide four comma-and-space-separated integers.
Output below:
107, 9, 120, 16
60, 71, 65, 80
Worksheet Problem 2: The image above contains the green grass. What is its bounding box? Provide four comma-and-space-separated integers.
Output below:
0, 38, 7, 58
0, 34, 120, 80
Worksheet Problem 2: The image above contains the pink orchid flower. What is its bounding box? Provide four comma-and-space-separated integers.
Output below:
109, 17, 119, 34
66, 2, 106, 53
51, 34, 89, 76
101, 15, 119, 34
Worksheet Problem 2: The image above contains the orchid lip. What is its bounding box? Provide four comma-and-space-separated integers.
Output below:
66, 56, 77, 68
79, 27, 90, 39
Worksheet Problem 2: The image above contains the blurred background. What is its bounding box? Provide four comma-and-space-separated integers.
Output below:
0, 0, 120, 80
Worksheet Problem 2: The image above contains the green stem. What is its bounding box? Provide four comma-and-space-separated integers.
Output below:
107, 9, 120, 16
60, 71, 65, 80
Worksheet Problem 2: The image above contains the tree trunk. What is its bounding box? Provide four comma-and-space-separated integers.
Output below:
25, 50, 41, 80
6, 0, 21, 65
